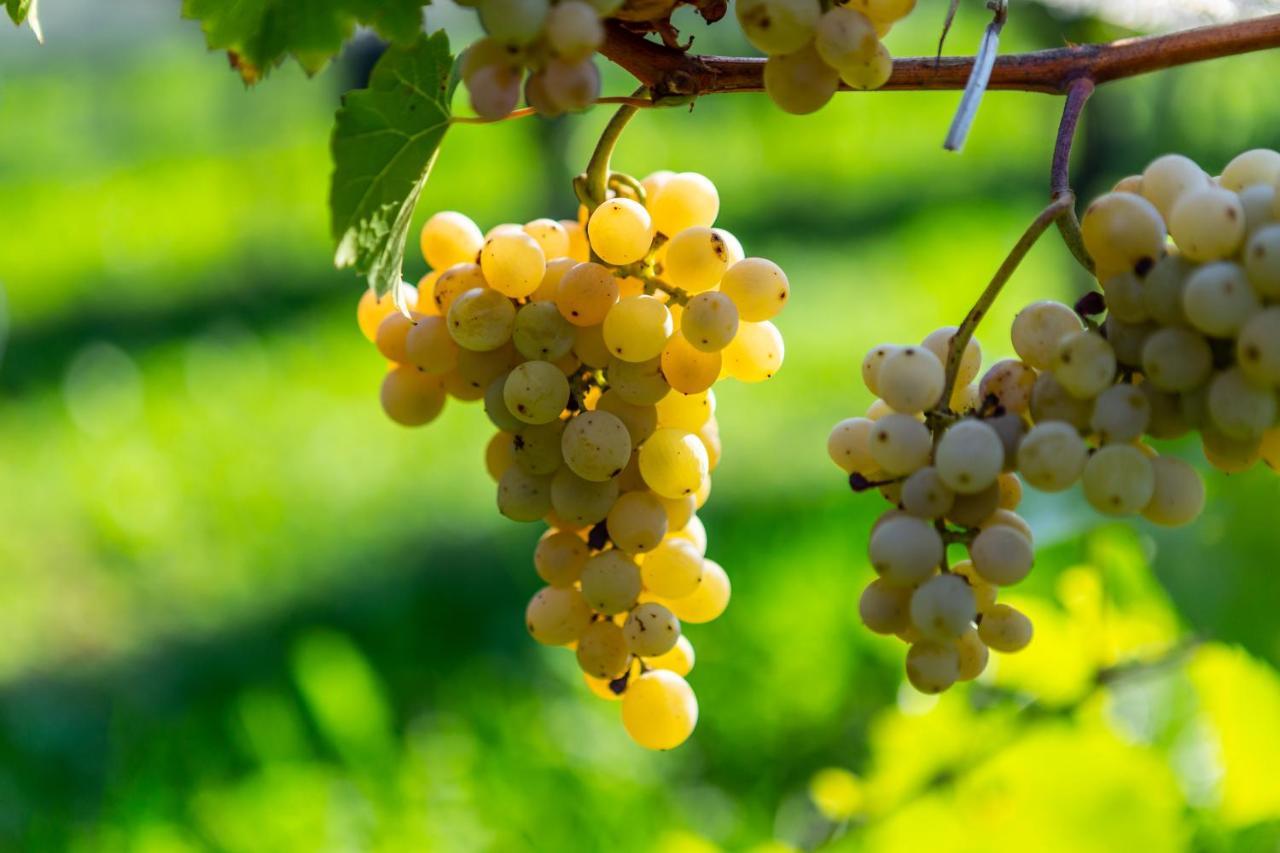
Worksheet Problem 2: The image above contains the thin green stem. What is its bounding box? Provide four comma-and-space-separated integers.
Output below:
580, 89, 647, 211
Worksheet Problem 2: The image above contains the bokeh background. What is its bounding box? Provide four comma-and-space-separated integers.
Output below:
2, 2, 1280, 850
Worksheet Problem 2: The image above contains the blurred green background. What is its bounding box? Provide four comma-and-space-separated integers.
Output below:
2, 2, 1280, 850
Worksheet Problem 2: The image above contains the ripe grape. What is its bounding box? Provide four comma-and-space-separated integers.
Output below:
624, 602, 681, 656
969, 525, 1033, 586
868, 413, 931, 476
1170, 185, 1246, 261
859, 578, 912, 634
723, 320, 785, 382
603, 295, 673, 362
534, 530, 588, 586
606, 490, 669, 553
1080, 191, 1165, 277
421, 211, 485, 270
576, 620, 630, 678
868, 515, 942, 586
1081, 444, 1155, 516
497, 466, 553, 521
666, 558, 730, 623
935, 419, 1004, 494
550, 467, 619, 526
481, 230, 546, 298
977, 604, 1033, 653
1090, 383, 1151, 444
1237, 307, 1280, 385
905, 640, 960, 694
581, 550, 642, 614
681, 292, 740, 352
1016, 422, 1087, 492
1140, 153, 1208, 219
504, 360, 570, 424
562, 410, 632, 481
736, 0, 821, 55
664, 227, 730, 292
648, 172, 719, 237
720, 258, 790, 322
448, 287, 517, 351
1182, 261, 1258, 337
910, 574, 976, 640
641, 537, 704, 598
621, 671, 698, 750
1142, 455, 1205, 527
765, 43, 840, 115
1010, 300, 1082, 370
526, 586, 591, 645
381, 366, 447, 426
877, 346, 944, 413
639, 428, 710, 498
828, 417, 877, 475
900, 467, 955, 519
588, 198, 654, 265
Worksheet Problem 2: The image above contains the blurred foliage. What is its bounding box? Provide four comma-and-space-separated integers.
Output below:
0, 1, 1279, 850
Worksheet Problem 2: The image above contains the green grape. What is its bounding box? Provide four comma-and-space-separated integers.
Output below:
722, 320, 785, 382
607, 491, 669, 553
603, 295, 673, 362
1141, 383, 1191, 440
533, 256, 577, 301
381, 366, 447, 426
588, 198, 654, 265
955, 628, 989, 681
497, 466, 553, 522
861, 344, 899, 396
1139, 153, 1208, 219
478, 0, 549, 43
666, 558, 730, 623
720, 258, 790, 322
1082, 444, 1155, 516
868, 514, 942, 587
1101, 270, 1150, 322
979, 508, 1034, 543
607, 356, 671, 405
905, 640, 960, 694
947, 481, 1000, 527
573, 322, 612, 367
986, 413, 1027, 473
485, 373, 526, 432
858, 578, 912, 635
868, 413, 931, 476
433, 263, 488, 314
764, 43, 839, 115
647, 172, 719, 237
624, 602, 681, 656
1016, 422, 1088, 492
664, 227, 730, 293
1238, 307, 1280, 385
596, 389, 658, 445
645, 634, 695, 676
1141, 326, 1212, 392
1202, 425, 1261, 473
513, 419, 566, 476
543, 58, 601, 112
1169, 185, 1246, 261
503, 360, 570, 424
486, 430, 516, 482
935, 419, 1004, 494
557, 262, 621, 326
968, 525, 1033, 586
910, 574, 976, 641
836, 40, 892, 91
581, 550, 643, 614
1010, 300, 1082, 370
1182, 261, 1258, 337
576, 620, 631, 678
977, 603, 1033, 653
1244, 224, 1280, 297
420, 211, 485, 270
1079, 191, 1166, 278
1051, 331, 1115, 399
1142, 253, 1194, 327
535, 529, 589, 586
662, 332, 723, 395
921, 326, 982, 390
814, 6, 877, 68
657, 494, 696, 531
639, 428, 709, 498
901, 466, 955, 519
877, 345, 944, 413
453, 342, 521, 396
1090, 383, 1150, 444
1239, 183, 1276, 235
546, 0, 603, 61
1220, 148, 1280, 192
357, 282, 418, 342
828, 417, 877, 475
1207, 367, 1277, 440
448, 287, 517, 351
481, 231, 546, 298
375, 311, 415, 363
1104, 317, 1154, 368
513, 300, 576, 362
404, 315, 460, 374
1142, 455, 1205, 527
640, 537, 704, 598
562, 410, 632, 481
526, 586, 592, 645
736, 0, 821, 55
978, 358, 1036, 414
621, 671, 698, 750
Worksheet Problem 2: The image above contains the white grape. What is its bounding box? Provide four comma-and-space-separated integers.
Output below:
580, 550, 642, 614
877, 346, 945, 413
1141, 326, 1212, 392
562, 410, 632, 481
868, 515, 942, 587
1052, 331, 1116, 399
905, 640, 959, 694
969, 526, 1033, 586
1237, 307, 1280, 386
935, 419, 1004, 494
1016, 422, 1088, 492
1089, 383, 1150, 444
1182, 261, 1259, 338
1169, 185, 1246, 262
1142, 455, 1205, 527
868, 413, 932, 476
1011, 301, 1081, 370
910, 574, 976, 640
978, 603, 1033, 652
1082, 444, 1155, 516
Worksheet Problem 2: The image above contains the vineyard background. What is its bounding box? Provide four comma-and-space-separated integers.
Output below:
2, 1, 1280, 850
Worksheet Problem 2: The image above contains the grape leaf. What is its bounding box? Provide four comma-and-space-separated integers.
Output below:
5, 0, 43, 42
330, 31, 455, 296
180, 0, 430, 82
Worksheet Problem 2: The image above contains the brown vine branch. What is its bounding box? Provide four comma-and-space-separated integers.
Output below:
601, 14, 1280, 98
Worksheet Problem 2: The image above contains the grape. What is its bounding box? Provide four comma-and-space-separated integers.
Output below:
1142, 455, 1205, 527
850, 0, 915, 24
1239, 183, 1276, 235
836, 40, 892, 91
969, 525, 1033, 586
486, 431, 516, 482
478, 0, 549, 43
814, 6, 877, 68
714, 228, 746, 266
1262, 428, 1280, 470
1141, 383, 1191, 440
1238, 307, 1280, 385
658, 494, 697, 531
1082, 444, 1155, 516
433, 263, 487, 314
576, 620, 630, 678
996, 471, 1022, 509
562, 410, 632, 481
720, 258, 791, 322
1090, 383, 1150, 444
545, 0, 603, 61
557, 262, 620, 326
479, 232, 546, 301
603, 295, 673, 362
522, 218, 570, 259
497, 466, 553, 522
563, 221, 590, 262
503, 360, 569, 424
665, 227, 730, 292
573, 322, 611, 368
828, 417, 877, 475
526, 586, 592, 645
1202, 426, 1261, 473
648, 172, 719, 237
588, 198, 654, 265
607, 491, 669, 553
978, 359, 1036, 414
1112, 175, 1143, 194
654, 390, 713, 431
1010, 301, 1082, 371
1052, 331, 1116, 399
657, 335, 717, 398
1079, 191, 1165, 277
1169, 185, 1246, 261
448, 287, 517, 351
680, 292, 740, 354
1182, 261, 1258, 337
485, 373, 526, 432
1141, 326, 1212, 392
1207, 367, 1276, 440
645, 634, 695, 675
901, 467, 955, 519
543, 58, 601, 112
641, 537, 704, 598
375, 311, 415, 363
935, 419, 1004, 494
905, 640, 959, 694
765, 43, 839, 115
624, 602, 681, 656
869, 413, 931, 476
868, 515, 942, 586
535, 530, 588, 586
467, 63, 523, 120
1142, 253, 1193, 327
513, 300, 576, 362
581, 550, 642, 614
1101, 271, 1149, 323
357, 283, 418, 342
723, 320, 785, 382
1220, 148, 1280, 192
596, 390, 658, 445
955, 629, 989, 681
421, 211, 484, 270
921, 326, 982, 389
621, 670, 698, 750
1140, 153, 1208, 219
1244, 224, 1280, 297
736, 0, 821, 55
978, 604, 1033, 653
607, 356, 671, 405
1016, 422, 1088, 492
910, 574, 976, 640
550, 467, 618, 526
861, 346, 900, 399
639, 428, 710, 498
404, 315, 461, 374
381, 364, 448, 427
1104, 317, 1154, 368
859, 578, 912, 634
454, 343, 521, 396
979, 508, 1034, 544
667, 558, 730, 623
877, 346, 944, 413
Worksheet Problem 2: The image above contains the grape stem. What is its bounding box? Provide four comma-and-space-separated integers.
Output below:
578, 89, 649, 211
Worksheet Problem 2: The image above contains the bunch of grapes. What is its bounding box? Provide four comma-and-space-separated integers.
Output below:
459, 0, 616, 119
739, 0, 913, 114
828, 147, 1280, 694
358, 170, 791, 748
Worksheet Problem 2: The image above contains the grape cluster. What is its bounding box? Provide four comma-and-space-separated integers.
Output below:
459, 0, 616, 119
828, 147, 1280, 694
358, 171, 791, 748
740, 0, 914, 113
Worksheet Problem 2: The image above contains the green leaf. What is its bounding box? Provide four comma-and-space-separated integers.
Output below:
330, 31, 455, 296
5, 0, 42, 42
180, 0, 430, 82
